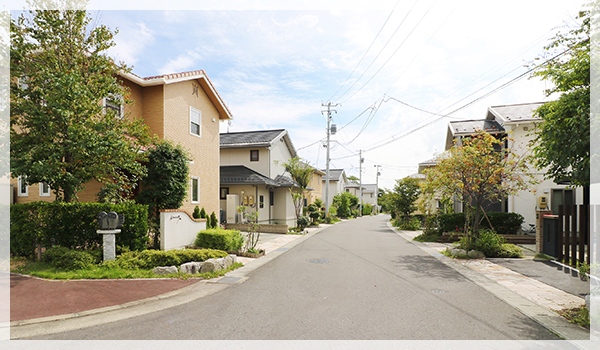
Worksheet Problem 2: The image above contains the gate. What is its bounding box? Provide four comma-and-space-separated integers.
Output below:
557, 204, 590, 266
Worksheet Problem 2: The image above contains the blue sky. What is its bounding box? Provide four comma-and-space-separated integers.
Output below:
8, 0, 589, 190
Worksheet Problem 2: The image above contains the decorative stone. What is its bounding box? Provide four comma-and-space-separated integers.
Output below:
200, 259, 219, 273
229, 254, 237, 264
468, 250, 485, 259
180, 262, 203, 274
451, 248, 467, 257
152, 266, 178, 275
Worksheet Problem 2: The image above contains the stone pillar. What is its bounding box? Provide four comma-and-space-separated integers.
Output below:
97, 229, 121, 261
536, 210, 552, 254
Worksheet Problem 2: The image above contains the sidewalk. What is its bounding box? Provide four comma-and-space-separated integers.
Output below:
393, 226, 590, 340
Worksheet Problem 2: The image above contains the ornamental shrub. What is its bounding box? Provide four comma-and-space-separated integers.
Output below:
362, 203, 373, 216
437, 213, 466, 234
111, 248, 228, 269
194, 229, 244, 251
480, 212, 524, 235
193, 206, 201, 219
297, 216, 311, 230
10, 202, 149, 257
42, 246, 99, 270
200, 207, 207, 219
209, 211, 218, 229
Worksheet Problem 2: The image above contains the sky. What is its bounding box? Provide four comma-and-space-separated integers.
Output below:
8, 0, 590, 190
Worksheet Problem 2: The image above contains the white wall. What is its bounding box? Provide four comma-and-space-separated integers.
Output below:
220, 147, 269, 176
160, 211, 207, 251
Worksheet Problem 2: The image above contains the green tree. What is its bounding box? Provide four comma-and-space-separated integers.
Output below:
280, 157, 314, 222
530, 10, 590, 201
136, 141, 189, 248
332, 192, 358, 218
388, 177, 421, 222
424, 132, 534, 246
10, 8, 152, 202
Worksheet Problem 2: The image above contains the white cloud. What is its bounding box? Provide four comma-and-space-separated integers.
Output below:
107, 21, 154, 66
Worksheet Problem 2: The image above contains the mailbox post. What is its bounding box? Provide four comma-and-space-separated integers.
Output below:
97, 211, 124, 261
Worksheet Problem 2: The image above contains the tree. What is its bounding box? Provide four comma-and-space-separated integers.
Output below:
10, 8, 152, 202
136, 141, 189, 248
281, 157, 314, 221
388, 177, 421, 222
423, 131, 534, 244
332, 192, 358, 218
530, 10, 590, 199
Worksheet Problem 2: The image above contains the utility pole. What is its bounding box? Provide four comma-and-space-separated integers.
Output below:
321, 102, 338, 216
374, 165, 382, 213
359, 150, 363, 217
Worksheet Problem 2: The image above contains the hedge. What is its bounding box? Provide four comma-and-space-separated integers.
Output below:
437, 212, 524, 235
11, 201, 149, 257
194, 228, 244, 251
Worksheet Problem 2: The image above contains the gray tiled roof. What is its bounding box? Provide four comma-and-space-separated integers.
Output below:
220, 166, 280, 186
320, 169, 345, 182
488, 102, 544, 123
449, 119, 504, 135
220, 129, 286, 147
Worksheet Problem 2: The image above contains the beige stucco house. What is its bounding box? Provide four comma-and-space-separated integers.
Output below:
321, 168, 348, 210
219, 129, 301, 227
305, 167, 325, 208
12, 69, 232, 219
420, 102, 583, 226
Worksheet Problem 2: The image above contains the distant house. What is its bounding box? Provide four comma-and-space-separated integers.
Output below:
305, 167, 326, 208
321, 169, 348, 210
219, 129, 301, 227
345, 183, 378, 211
422, 102, 583, 226
12, 69, 232, 218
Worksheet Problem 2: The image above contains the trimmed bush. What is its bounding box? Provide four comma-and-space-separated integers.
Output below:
10, 202, 149, 257
297, 216, 311, 230
112, 248, 228, 269
481, 212, 524, 235
362, 203, 373, 216
42, 246, 99, 270
209, 211, 218, 229
437, 213, 466, 234
194, 229, 244, 251
193, 206, 201, 219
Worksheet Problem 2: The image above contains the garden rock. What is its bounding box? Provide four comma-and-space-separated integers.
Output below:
152, 266, 178, 275
450, 248, 467, 257
468, 250, 485, 259
200, 259, 219, 273
180, 262, 203, 274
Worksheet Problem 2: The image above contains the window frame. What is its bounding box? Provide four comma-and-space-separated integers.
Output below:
17, 176, 28, 197
39, 182, 51, 197
103, 94, 124, 119
190, 106, 202, 137
250, 149, 259, 162
220, 187, 229, 200
191, 176, 200, 203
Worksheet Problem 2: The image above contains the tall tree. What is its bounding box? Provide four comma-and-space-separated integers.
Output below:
388, 176, 421, 222
10, 8, 151, 202
530, 11, 590, 199
281, 157, 314, 221
424, 132, 535, 243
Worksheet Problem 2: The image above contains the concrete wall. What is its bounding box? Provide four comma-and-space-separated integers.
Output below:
160, 210, 207, 251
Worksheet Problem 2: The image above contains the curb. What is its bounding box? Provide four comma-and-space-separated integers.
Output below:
387, 222, 589, 341
10, 224, 331, 339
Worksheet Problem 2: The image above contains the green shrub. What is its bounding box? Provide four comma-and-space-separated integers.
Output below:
200, 207, 207, 219
438, 213, 466, 234
297, 216, 311, 230
193, 206, 201, 219
10, 202, 149, 257
481, 212, 524, 235
110, 248, 228, 269
194, 229, 244, 251
42, 246, 98, 270
362, 204, 373, 216
209, 211, 218, 229
470, 229, 505, 257
496, 244, 523, 258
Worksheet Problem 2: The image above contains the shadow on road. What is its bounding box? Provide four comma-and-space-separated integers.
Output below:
391, 254, 466, 282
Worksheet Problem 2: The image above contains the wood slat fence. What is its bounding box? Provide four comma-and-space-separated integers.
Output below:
557, 204, 590, 267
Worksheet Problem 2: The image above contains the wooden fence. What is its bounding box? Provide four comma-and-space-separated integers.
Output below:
557, 204, 590, 266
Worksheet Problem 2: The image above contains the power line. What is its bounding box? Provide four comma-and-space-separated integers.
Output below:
327, 0, 402, 102
333, 0, 421, 103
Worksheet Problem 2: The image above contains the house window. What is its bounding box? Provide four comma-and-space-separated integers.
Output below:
551, 189, 575, 214
220, 187, 229, 200
104, 94, 124, 119
191, 177, 200, 203
39, 182, 50, 197
259, 195, 264, 209
190, 106, 201, 137
250, 150, 259, 162
269, 190, 274, 206
17, 176, 28, 197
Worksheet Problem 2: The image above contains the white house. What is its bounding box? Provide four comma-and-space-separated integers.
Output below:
321, 168, 348, 210
219, 129, 301, 227
429, 102, 584, 226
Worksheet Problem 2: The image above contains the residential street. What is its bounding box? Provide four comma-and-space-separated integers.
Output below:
23, 215, 563, 340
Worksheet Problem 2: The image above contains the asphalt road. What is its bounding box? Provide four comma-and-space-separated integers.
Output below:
29, 215, 561, 340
